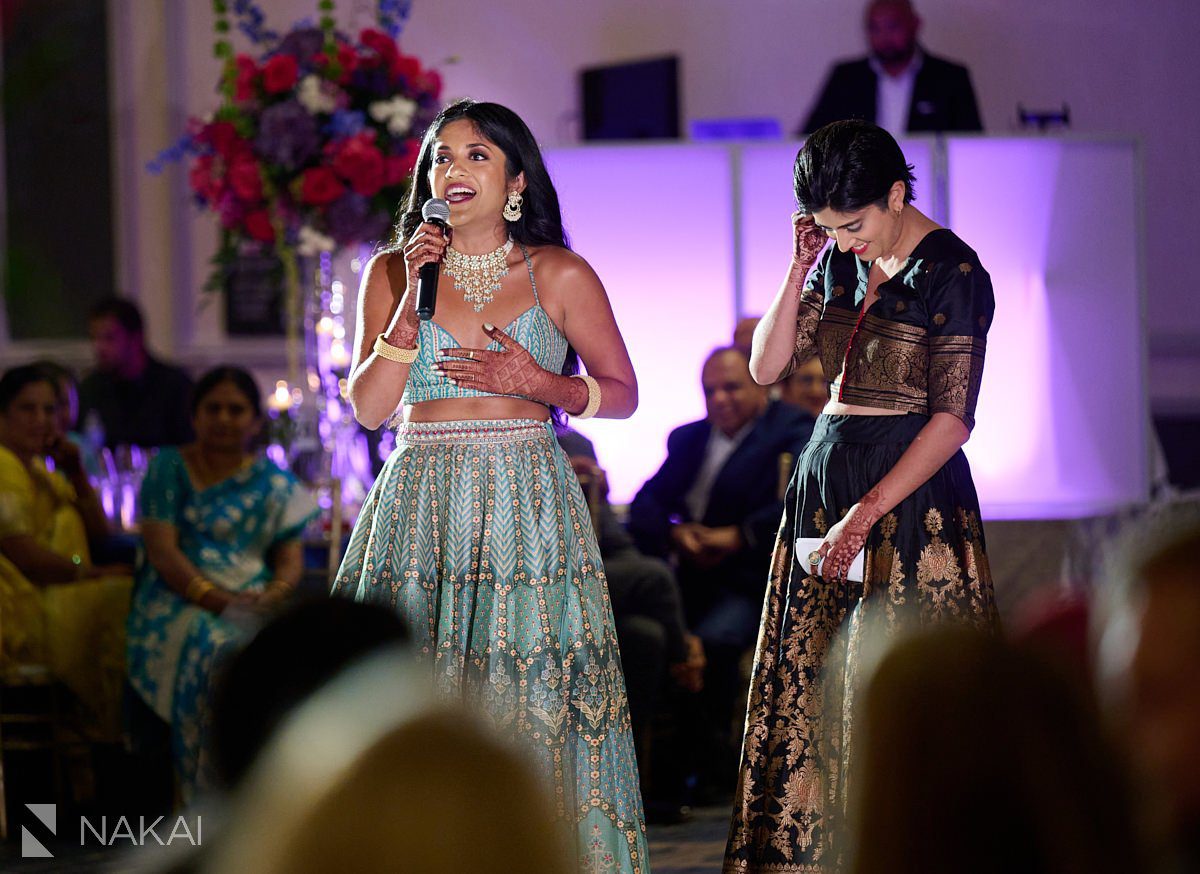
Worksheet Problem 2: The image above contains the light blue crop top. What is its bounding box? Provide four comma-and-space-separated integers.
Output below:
401, 243, 570, 405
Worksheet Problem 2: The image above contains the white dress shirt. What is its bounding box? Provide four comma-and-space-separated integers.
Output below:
870, 50, 924, 136
684, 421, 754, 522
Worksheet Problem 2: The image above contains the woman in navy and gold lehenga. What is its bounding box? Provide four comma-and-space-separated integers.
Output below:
724, 120, 999, 874
333, 100, 648, 872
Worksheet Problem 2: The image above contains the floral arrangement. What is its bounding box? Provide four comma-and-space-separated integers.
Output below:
152, 0, 441, 283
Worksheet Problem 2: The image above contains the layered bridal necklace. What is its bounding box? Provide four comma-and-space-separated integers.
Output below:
442, 237, 514, 312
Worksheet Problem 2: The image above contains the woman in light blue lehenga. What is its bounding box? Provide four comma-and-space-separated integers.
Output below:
126, 367, 315, 801
333, 100, 649, 872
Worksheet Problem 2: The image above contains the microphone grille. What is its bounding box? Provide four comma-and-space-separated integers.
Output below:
422, 198, 451, 223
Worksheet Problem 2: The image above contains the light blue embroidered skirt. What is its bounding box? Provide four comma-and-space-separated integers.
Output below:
333, 418, 649, 873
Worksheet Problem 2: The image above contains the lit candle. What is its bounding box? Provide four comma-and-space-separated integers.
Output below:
329, 339, 351, 368
268, 380, 291, 412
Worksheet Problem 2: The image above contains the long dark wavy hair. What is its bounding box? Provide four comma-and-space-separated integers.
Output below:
388, 99, 580, 421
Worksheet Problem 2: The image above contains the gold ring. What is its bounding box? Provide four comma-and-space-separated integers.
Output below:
807, 550, 822, 566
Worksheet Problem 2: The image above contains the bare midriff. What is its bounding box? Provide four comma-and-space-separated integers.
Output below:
403, 396, 550, 423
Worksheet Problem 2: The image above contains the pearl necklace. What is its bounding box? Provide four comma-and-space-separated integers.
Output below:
442, 238, 514, 313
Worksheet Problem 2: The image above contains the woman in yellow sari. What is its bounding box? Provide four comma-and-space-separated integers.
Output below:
0, 364, 132, 739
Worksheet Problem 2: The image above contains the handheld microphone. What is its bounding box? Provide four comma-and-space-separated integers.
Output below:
416, 198, 451, 321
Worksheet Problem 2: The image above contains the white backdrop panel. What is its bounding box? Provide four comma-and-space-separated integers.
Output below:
950, 138, 1146, 518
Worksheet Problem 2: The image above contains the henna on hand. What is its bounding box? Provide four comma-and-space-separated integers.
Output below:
435, 323, 556, 399
816, 487, 886, 583
791, 211, 829, 268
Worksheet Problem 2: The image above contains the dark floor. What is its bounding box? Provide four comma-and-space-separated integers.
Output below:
0, 806, 730, 873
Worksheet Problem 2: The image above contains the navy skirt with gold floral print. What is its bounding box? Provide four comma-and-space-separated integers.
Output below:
723, 413, 998, 874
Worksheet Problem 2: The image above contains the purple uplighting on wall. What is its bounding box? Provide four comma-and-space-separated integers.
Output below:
950, 138, 1145, 518
545, 145, 737, 505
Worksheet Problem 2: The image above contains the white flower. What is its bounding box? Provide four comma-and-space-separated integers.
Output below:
297, 75, 338, 115
369, 96, 418, 137
297, 225, 336, 257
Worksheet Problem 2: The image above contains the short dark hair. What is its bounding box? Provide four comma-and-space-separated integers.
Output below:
703, 345, 750, 370
191, 365, 263, 418
0, 364, 57, 413
88, 297, 144, 335
794, 120, 916, 214
30, 360, 78, 396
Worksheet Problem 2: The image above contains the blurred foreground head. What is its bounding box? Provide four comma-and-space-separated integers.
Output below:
205, 648, 572, 874
851, 627, 1143, 874
1100, 522, 1200, 845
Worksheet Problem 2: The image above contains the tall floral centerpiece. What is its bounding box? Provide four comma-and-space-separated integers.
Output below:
153, 0, 440, 532
163, 0, 441, 385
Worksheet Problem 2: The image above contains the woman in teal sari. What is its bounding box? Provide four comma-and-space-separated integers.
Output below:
126, 366, 315, 801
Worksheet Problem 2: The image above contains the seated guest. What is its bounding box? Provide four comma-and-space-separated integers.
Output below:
627, 346, 814, 797
0, 365, 132, 740
802, 0, 982, 136
732, 316, 760, 358
31, 359, 103, 479
78, 296, 194, 449
126, 366, 316, 801
556, 429, 704, 737
779, 357, 830, 418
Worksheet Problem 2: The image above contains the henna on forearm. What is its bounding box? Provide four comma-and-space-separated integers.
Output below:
542, 372, 590, 414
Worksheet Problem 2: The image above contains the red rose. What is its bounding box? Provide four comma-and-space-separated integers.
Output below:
234, 54, 259, 102
188, 154, 223, 204
316, 41, 359, 84
227, 155, 263, 202
331, 132, 385, 197
243, 209, 276, 242
359, 28, 398, 66
201, 121, 242, 160
391, 54, 421, 83
417, 68, 443, 98
299, 166, 346, 205
262, 54, 299, 94
336, 42, 359, 79
384, 141, 419, 186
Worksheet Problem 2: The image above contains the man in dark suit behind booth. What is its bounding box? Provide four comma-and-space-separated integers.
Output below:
802, 0, 982, 136
627, 345, 814, 797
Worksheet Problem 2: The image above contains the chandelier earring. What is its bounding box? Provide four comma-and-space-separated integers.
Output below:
503, 190, 524, 223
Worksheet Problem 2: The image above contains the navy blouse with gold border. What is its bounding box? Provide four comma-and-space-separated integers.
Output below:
782, 228, 994, 431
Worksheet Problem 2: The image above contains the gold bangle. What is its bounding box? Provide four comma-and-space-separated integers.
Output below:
185, 575, 216, 604
572, 374, 601, 419
373, 333, 418, 364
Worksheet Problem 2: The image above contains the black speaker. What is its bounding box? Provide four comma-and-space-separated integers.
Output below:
581, 56, 680, 141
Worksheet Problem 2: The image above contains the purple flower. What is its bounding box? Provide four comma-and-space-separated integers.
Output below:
328, 109, 366, 138
255, 100, 320, 169
350, 65, 394, 99
218, 191, 247, 228
325, 192, 391, 245
377, 0, 413, 39
277, 27, 325, 66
